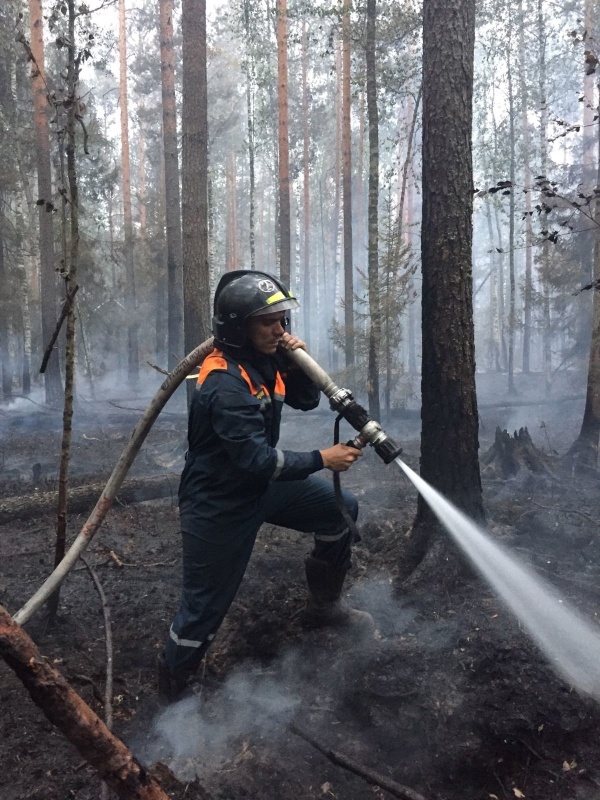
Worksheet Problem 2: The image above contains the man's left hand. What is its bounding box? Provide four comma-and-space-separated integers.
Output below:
278, 333, 307, 352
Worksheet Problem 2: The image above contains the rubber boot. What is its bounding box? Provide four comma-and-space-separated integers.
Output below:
157, 652, 196, 705
303, 555, 375, 633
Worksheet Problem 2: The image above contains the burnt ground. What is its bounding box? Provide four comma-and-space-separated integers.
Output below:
2, 371, 600, 800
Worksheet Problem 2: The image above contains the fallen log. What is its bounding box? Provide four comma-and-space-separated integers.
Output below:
0, 473, 180, 526
0, 604, 171, 800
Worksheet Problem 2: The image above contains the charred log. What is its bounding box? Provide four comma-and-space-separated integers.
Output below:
481, 427, 555, 480
0, 604, 172, 800
0, 473, 179, 525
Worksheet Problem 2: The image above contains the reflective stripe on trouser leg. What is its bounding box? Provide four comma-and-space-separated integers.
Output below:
165, 525, 259, 674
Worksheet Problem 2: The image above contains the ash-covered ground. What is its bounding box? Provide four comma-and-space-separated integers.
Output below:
1, 369, 600, 800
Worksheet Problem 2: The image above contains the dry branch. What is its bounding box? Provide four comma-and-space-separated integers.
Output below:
0, 473, 180, 525
0, 604, 171, 800
39, 284, 79, 374
14, 338, 215, 625
288, 722, 427, 800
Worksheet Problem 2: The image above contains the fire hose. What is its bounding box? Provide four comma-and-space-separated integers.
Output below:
14, 341, 401, 625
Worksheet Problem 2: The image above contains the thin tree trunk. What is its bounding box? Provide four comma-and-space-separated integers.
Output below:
28, 0, 62, 404
517, 0, 533, 373
182, 0, 210, 405
243, 0, 256, 270
119, 0, 139, 387
159, 0, 184, 370
342, 0, 354, 368
366, 0, 380, 419
276, 0, 291, 284
49, 0, 80, 621
0, 213, 12, 399
506, 15, 517, 395
538, 0, 551, 392
565, 71, 600, 473
302, 20, 311, 345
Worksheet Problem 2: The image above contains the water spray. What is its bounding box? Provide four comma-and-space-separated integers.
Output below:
286, 348, 403, 464
395, 458, 600, 701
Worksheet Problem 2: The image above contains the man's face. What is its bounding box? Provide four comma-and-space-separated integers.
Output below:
246, 312, 287, 354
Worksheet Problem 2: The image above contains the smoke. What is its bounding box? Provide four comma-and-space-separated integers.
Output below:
137, 661, 301, 782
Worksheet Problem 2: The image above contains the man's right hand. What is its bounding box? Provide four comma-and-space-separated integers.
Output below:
320, 443, 364, 472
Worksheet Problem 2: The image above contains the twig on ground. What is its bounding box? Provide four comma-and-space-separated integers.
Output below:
532, 501, 596, 525
81, 557, 113, 800
288, 722, 427, 800
81, 558, 113, 729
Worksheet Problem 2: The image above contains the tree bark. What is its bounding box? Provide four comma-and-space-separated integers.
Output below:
410, 0, 483, 574
28, 0, 63, 404
565, 71, 600, 474
302, 20, 311, 345
538, 0, 552, 393
276, 0, 291, 285
243, 0, 256, 270
517, 0, 533, 374
182, 0, 210, 406
0, 605, 172, 800
49, 0, 80, 620
119, 0, 140, 387
506, 12, 517, 395
342, 0, 354, 368
159, 0, 184, 370
366, 0, 380, 419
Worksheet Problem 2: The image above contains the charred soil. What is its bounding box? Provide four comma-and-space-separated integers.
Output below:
2, 384, 600, 800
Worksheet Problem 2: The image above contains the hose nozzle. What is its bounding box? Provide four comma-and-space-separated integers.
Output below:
284, 348, 403, 464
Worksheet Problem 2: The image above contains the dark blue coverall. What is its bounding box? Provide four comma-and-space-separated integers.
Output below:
165, 346, 357, 674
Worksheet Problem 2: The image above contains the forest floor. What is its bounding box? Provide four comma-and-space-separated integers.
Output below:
2, 370, 600, 800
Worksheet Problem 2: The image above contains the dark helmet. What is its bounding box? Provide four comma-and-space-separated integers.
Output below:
212, 270, 300, 348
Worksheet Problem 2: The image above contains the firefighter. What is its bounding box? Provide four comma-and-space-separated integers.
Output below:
159, 270, 372, 703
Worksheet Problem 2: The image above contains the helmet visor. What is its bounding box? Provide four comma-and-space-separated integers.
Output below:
250, 297, 300, 316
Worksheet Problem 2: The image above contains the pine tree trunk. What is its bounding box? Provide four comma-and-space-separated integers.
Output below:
182, 0, 210, 405
243, 0, 256, 270
28, 0, 62, 404
409, 0, 483, 579
538, 0, 552, 393
506, 15, 517, 395
119, 0, 139, 387
276, 0, 291, 284
159, 0, 184, 370
342, 0, 354, 368
49, 0, 80, 620
302, 20, 311, 345
565, 73, 600, 474
517, 0, 533, 374
0, 213, 12, 399
366, 0, 380, 419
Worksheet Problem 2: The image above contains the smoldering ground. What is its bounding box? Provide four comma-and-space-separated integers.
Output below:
130, 578, 464, 789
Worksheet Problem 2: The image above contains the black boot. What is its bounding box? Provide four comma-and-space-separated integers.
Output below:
303, 555, 375, 632
157, 652, 196, 705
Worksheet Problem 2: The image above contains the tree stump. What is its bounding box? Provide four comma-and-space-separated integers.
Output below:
481, 427, 555, 480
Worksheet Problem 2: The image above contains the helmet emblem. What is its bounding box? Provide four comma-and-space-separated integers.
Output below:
258, 279, 277, 293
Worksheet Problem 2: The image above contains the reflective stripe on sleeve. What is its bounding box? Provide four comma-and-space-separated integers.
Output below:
169, 627, 204, 648
272, 449, 285, 479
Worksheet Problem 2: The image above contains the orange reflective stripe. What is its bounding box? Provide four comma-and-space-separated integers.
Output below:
273, 371, 286, 402
198, 350, 228, 385
237, 364, 255, 394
